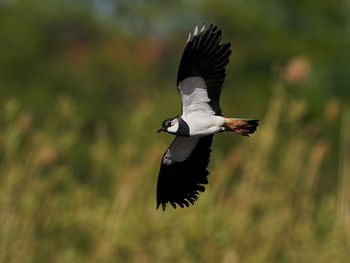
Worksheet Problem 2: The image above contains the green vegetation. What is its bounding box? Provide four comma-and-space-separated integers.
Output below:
0, 1, 349, 262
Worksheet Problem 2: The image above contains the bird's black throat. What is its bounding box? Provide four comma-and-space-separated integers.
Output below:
177, 117, 190, 136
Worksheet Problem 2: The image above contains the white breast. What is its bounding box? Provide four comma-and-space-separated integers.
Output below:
182, 115, 225, 136
177, 76, 225, 136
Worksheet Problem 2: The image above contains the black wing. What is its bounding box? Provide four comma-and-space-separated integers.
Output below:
156, 135, 213, 210
177, 24, 231, 116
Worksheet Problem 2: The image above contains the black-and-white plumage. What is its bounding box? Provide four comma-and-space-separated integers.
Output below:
156, 24, 260, 210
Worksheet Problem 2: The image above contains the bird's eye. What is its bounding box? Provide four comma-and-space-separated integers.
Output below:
166, 122, 171, 127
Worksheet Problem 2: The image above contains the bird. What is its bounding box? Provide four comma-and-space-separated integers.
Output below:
156, 24, 259, 211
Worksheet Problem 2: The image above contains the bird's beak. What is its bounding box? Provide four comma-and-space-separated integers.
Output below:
157, 127, 166, 133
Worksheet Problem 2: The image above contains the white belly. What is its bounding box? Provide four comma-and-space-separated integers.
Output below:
182, 115, 225, 136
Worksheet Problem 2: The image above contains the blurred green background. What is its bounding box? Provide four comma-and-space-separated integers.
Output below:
1, 0, 350, 262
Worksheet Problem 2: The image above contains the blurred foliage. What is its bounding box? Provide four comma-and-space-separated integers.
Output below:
0, 0, 350, 262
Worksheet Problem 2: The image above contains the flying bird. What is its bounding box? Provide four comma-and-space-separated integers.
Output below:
156, 24, 259, 210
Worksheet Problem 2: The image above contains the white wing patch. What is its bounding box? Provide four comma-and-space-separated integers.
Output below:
193, 25, 199, 36
187, 32, 191, 43
163, 136, 201, 165
186, 24, 206, 43
178, 77, 215, 117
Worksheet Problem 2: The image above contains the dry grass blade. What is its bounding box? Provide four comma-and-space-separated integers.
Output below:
337, 107, 350, 249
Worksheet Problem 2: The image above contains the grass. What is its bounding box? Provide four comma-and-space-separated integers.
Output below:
0, 77, 349, 263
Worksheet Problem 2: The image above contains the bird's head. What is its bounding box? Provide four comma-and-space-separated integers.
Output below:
157, 117, 179, 134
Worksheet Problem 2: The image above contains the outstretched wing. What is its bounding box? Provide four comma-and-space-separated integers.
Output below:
177, 24, 231, 116
157, 135, 213, 210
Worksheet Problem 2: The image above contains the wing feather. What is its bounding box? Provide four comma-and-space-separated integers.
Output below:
177, 25, 231, 116
156, 135, 213, 210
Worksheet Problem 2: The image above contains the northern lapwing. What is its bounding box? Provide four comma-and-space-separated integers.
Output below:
156, 24, 259, 210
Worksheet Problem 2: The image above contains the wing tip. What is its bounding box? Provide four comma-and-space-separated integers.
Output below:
187, 32, 191, 43
186, 23, 208, 43
156, 185, 207, 211
156, 202, 167, 211
194, 24, 199, 36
